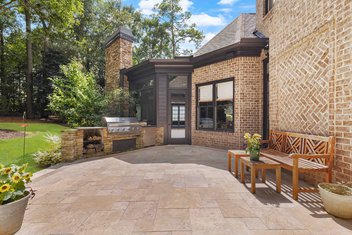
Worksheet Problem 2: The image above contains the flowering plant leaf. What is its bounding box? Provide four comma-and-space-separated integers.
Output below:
0, 163, 32, 205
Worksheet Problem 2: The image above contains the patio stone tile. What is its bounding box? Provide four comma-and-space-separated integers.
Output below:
69, 195, 119, 211
40, 209, 93, 234
158, 189, 202, 209
30, 190, 74, 205
249, 230, 312, 235
118, 188, 160, 201
111, 201, 130, 210
216, 199, 256, 218
171, 231, 192, 235
75, 210, 125, 234
132, 232, 172, 235
23, 203, 72, 223
189, 208, 226, 231
254, 207, 305, 230
153, 209, 191, 231
134, 217, 156, 232
122, 201, 158, 220
240, 217, 267, 230
16, 223, 48, 235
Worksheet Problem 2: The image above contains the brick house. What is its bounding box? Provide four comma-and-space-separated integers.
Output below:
104, 0, 352, 183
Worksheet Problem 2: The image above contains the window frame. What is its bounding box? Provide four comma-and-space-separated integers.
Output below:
196, 77, 235, 132
129, 77, 156, 126
264, 0, 275, 16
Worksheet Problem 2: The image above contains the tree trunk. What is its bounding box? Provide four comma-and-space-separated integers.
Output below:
0, 21, 4, 96
24, 0, 34, 118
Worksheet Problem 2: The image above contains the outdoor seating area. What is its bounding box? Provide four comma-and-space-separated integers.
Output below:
228, 130, 336, 200
18, 146, 352, 234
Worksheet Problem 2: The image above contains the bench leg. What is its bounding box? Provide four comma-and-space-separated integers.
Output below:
262, 169, 266, 183
276, 167, 281, 193
240, 160, 245, 183
293, 158, 299, 200
235, 155, 239, 178
227, 152, 232, 172
251, 166, 256, 193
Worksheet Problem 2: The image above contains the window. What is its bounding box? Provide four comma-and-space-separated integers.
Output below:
197, 79, 234, 131
172, 104, 185, 127
264, 0, 275, 15
130, 78, 155, 125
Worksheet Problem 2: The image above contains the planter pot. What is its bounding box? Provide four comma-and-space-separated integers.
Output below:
0, 191, 30, 235
318, 183, 352, 219
249, 149, 260, 161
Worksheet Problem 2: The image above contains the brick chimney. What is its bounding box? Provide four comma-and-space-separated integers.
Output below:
104, 26, 134, 92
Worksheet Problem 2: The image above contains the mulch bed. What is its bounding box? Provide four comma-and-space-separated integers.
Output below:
0, 129, 24, 140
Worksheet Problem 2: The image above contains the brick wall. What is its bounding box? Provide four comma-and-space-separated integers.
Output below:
256, 0, 352, 182
191, 56, 263, 149
105, 38, 133, 92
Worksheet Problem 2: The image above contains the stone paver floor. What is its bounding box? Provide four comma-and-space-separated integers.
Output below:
18, 145, 352, 234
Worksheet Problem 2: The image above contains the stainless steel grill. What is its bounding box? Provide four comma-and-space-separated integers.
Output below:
102, 117, 141, 134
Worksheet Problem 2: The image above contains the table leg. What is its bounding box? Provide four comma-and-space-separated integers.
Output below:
240, 160, 245, 183
262, 169, 266, 183
235, 155, 239, 178
227, 152, 232, 172
276, 167, 281, 193
251, 166, 256, 193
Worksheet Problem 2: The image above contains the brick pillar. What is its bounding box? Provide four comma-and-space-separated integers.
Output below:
104, 26, 134, 92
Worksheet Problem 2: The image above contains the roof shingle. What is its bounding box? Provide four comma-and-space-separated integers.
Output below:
194, 13, 257, 57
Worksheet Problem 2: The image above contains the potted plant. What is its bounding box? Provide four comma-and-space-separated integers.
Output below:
244, 133, 262, 161
318, 182, 352, 219
0, 163, 33, 235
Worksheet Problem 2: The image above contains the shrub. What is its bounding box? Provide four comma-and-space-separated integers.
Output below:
104, 88, 136, 117
0, 163, 33, 205
33, 133, 62, 167
48, 60, 104, 128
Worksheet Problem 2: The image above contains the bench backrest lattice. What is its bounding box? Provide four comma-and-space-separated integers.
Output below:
269, 130, 335, 166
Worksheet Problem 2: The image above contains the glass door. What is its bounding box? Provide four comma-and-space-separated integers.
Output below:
171, 103, 186, 139
168, 92, 190, 144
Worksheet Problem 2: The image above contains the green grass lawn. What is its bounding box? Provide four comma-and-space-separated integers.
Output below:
0, 122, 68, 173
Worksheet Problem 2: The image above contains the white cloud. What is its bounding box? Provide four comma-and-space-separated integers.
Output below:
218, 0, 239, 5
138, 0, 193, 15
219, 8, 233, 13
189, 13, 226, 27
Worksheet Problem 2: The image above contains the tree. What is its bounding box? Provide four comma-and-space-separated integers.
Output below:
155, 0, 204, 57
48, 60, 105, 127
133, 16, 171, 63
1, 0, 83, 118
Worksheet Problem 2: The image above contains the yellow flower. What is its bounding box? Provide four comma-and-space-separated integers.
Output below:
18, 163, 28, 173
12, 173, 21, 183
244, 133, 251, 139
0, 184, 11, 193
3, 167, 12, 174
253, 133, 262, 139
23, 173, 32, 181
0, 164, 4, 170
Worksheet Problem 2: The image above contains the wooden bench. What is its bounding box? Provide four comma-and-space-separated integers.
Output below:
261, 130, 335, 200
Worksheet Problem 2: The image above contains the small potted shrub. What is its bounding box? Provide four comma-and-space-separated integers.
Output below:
318, 182, 352, 219
244, 133, 262, 161
0, 163, 33, 235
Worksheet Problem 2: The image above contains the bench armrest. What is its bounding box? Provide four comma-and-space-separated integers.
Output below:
289, 154, 330, 159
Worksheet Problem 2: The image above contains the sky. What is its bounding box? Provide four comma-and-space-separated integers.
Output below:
122, 0, 256, 52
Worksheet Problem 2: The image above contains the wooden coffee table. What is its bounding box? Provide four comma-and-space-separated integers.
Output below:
240, 156, 281, 194
227, 150, 249, 178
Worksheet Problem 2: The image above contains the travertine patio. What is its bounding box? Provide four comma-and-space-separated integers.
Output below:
19, 146, 352, 234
